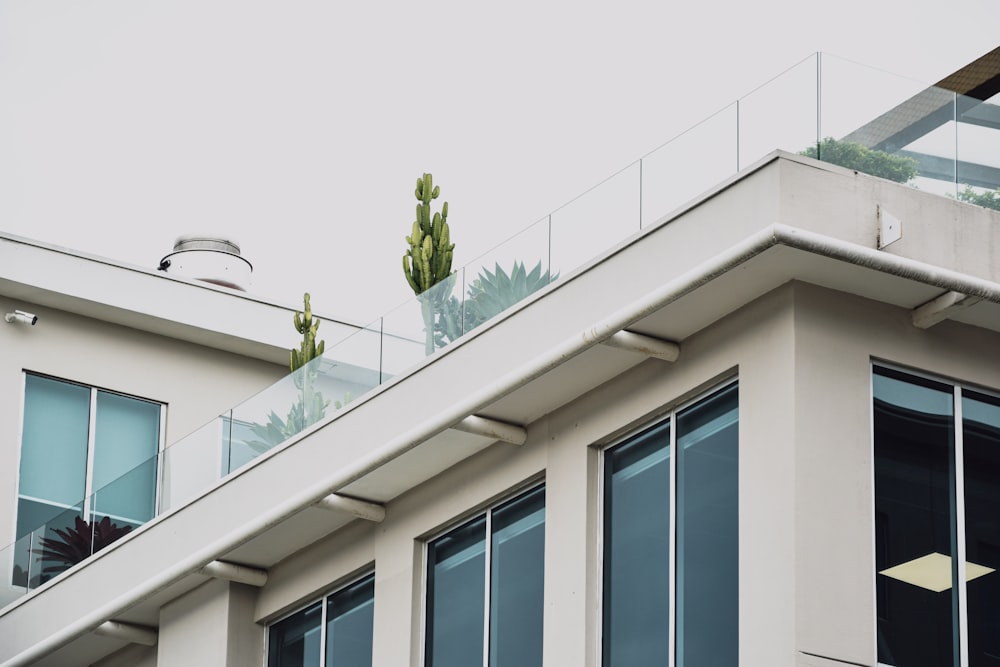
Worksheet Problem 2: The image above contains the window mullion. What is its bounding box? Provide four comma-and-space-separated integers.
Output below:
318, 591, 328, 667
954, 387, 969, 667
668, 412, 677, 667
155, 403, 167, 517
83, 388, 98, 521
483, 509, 493, 667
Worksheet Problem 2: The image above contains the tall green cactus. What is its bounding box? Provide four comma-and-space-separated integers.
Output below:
290, 292, 325, 373
246, 293, 330, 456
403, 173, 454, 296
403, 173, 457, 355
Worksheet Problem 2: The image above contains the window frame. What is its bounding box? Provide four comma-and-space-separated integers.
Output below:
597, 377, 739, 667
420, 481, 546, 667
265, 571, 376, 667
871, 360, 1000, 667
12, 371, 167, 545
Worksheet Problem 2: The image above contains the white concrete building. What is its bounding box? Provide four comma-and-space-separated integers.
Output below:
1, 50, 999, 667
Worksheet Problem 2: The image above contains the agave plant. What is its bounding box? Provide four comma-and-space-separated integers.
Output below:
32, 515, 133, 577
430, 261, 557, 346
464, 261, 557, 331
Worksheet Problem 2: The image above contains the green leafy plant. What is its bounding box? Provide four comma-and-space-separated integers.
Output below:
403, 173, 456, 355
801, 138, 919, 183
955, 185, 1000, 211
465, 261, 557, 330
431, 261, 557, 347
32, 515, 133, 577
246, 294, 329, 453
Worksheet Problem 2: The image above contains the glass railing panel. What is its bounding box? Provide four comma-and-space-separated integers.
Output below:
738, 54, 817, 170
90, 451, 157, 527
381, 269, 465, 375
641, 102, 738, 227
550, 160, 641, 277
160, 415, 227, 512
1, 533, 34, 605
818, 54, 929, 147
313, 320, 384, 405
461, 218, 552, 335
228, 357, 329, 464
956, 91, 1000, 210
819, 55, 954, 192
15, 503, 86, 589
884, 86, 957, 197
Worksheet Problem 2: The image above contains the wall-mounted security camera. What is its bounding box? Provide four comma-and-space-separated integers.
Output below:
5, 310, 38, 326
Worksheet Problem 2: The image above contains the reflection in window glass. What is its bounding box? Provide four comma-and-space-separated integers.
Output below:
489, 487, 545, 667
426, 516, 487, 667
676, 383, 739, 666
326, 575, 375, 667
962, 391, 1000, 667
267, 574, 375, 667
603, 421, 671, 666
426, 486, 545, 667
603, 382, 738, 667
874, 367, 957, 667
268, 602, 322, 667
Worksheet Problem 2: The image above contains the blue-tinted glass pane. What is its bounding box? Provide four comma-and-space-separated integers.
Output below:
92, 392, 159, 523
874, 367, 957, 667
603, 420, 671, 667
676, 383, 738, 667
19, 375, 90, 524
326, 574, 375, 667
489, 486, 545, 667
269, 602, 322, 667
427, 516, 486, 667
962, 391, 1000, 667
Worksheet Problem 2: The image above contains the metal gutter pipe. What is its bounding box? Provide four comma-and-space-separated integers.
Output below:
7, 223, 1000, 666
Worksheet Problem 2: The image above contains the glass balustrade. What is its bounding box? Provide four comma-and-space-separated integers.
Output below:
5, 51, 1000, 606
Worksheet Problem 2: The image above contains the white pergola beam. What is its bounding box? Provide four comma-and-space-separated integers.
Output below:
602, 330, 680, 361
94, 621, 158, 646
199, 560, 268, 587
451, 415, 527, 445
316, 494, 386, 522
912, 291, 982, 329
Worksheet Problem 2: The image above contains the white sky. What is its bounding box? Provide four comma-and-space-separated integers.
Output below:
1, 1, 997, 328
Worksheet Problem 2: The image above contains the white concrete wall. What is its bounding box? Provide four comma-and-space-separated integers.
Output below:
158, 579, 263, 667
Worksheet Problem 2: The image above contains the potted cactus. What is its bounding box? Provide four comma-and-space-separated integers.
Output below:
247, 293, 329, 452
403, 173, 458, 355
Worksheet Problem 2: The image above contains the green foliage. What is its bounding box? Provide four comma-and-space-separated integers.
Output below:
465, 261, 557, 329
432, 261, 557, 347
403, 173, 458, 355
956, 185, 1000, 211
247, 294, 330, 453
801, 138, 918, 183
403, 173, 454, 296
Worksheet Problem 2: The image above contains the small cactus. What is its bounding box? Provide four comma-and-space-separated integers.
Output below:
403, 173, 454, 296
290, 293, 325, 373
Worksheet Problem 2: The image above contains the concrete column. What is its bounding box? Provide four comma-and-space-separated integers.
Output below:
157, 579, 263, 667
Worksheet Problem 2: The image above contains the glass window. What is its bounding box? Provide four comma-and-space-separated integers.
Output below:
268, 573, 375, 667
15, 373, 162, 587
425, 485, 545, 667
874, 366, 1000, 667
603, 382, 738, 667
